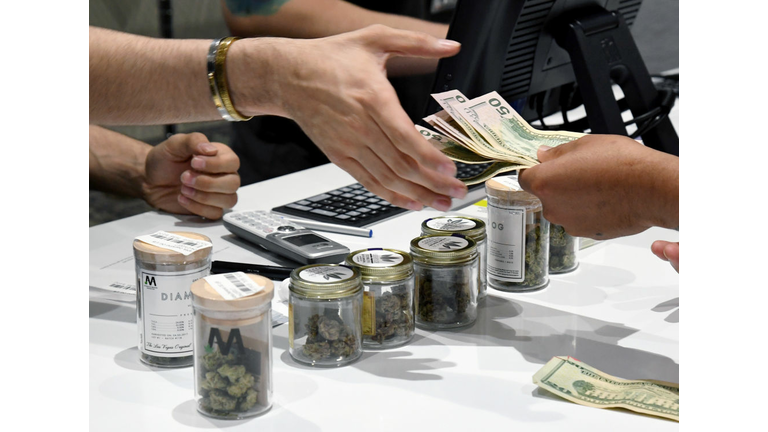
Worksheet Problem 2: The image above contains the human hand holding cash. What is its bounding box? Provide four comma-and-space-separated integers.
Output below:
417, 89, 585, 184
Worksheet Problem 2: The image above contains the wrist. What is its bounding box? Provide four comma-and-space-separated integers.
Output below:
225, 38, 290, 118
641, 151, 679, 230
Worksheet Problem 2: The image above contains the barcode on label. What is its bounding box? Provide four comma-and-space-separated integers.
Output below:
224, 273, 256, 295
149, 232, 203, 247
135, 231, 212, 256
109, 282, 135, 293
204, 272, 265, 300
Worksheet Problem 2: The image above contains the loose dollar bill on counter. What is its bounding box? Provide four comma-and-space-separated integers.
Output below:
417, 89, 586, 184
533, 356, 679, 421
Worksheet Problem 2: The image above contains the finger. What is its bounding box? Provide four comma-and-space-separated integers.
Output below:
361, 24, 461, 59
180, 171, 241, 194
163, 132, 215, 161
650, 240, 669, 261
190, 143, 240, 174
662, 242, 679, 272
363, 88, 467, 198
331, 156, 424, 211
180, 186, 238, 209
177, 194, 225, 220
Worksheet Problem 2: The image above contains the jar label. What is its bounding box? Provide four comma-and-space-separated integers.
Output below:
138, 266, 208, 357
299, 265, 355, 283
135, 231, 212, 256
490, 175, 521, 191
486, 202, 526, 282
204, 272, 265, 300
425, 217, 477, 231
362, 291, 375, 336
352, 250, 404, 267
417, 236, 469, 251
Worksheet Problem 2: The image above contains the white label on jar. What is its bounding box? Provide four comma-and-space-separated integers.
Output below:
417, 236, 469, 251
138, 266, 208, 357
492, 175, 521, 191
204, 272, 265, 300
135, 231, 212, 256
299, 266, 355, 283
486, 202, 526, 282
426, 217, 477, 231
352, 249, 404, 267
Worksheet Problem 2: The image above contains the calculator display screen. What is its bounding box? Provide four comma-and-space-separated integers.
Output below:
283, 234, 327, 247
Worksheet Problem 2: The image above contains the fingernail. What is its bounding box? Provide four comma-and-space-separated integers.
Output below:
180, 171, 195, 186
539, 145, 552, 152
438, 39, 461, 49
438, 162, 457, 176
198, 143, 216, 153
450, 186, 467, 199
191, 156, 205, 170
180, 185, 196, 197
432, 198, 452, 212
405, 201, 423, 211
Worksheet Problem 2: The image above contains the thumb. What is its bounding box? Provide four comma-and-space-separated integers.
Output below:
163, 132, 216, 160
363, 25, 461, 59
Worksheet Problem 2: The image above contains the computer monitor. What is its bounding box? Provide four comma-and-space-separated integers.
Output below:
425, 0, 679, 156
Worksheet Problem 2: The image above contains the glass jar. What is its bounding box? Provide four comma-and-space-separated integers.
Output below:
549, 224, 579, 274
421, 216, 488, 300
410, 234, 478, 330
345, 248, 415, 349
289, 264, 363, 367
133, 231, 212, 368
191, 272, 274, 419
485, 176, 550, 292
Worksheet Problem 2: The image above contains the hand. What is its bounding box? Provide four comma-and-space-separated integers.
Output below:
143, 133, 240, 219
229, 25, 468, 211
651, 240, 679, 272
517, 134, 679, 239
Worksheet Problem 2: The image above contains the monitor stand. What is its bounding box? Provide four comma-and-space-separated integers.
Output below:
555, 6, 679, 156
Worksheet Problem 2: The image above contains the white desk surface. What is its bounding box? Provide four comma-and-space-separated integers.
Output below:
90, 159, 679, 431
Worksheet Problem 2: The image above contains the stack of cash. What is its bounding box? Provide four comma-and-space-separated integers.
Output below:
533, 356, 679, 421
417, 90, 586, 184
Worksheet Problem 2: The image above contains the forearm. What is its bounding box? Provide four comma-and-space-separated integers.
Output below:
89, 125, 150, 197
90, 26, 220, 125
222, 0, 448, 76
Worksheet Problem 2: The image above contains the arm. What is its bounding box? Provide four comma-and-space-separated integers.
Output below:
89, 25, 467, 211
89, 125, 240, 219
220, 0, 449, 75
517, 134, 679, 240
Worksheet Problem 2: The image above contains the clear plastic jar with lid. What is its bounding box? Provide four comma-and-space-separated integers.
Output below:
289, 264, 363, 367
485, 176, 550, 292
549, 224, 579, 274
410, 234, 478, 329
345, 248, 414, 349
191, 272, 274, 419
421, 216, 488, 300
133, 231, 212, 368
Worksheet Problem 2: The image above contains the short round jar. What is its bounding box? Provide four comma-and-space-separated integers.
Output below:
345, 248, 414, 349
549, 224, 579, 274
289, 264, 363, 367
191, 273, 274, 419
133, 231, 212, 368
485, 176, 550, 292
410, 234, 478, 330
421, 216, 488, 300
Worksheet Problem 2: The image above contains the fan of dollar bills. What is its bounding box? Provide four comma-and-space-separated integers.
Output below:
417, 90, 587, 185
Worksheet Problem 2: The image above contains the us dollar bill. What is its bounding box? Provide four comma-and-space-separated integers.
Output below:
533, 356, 679, 422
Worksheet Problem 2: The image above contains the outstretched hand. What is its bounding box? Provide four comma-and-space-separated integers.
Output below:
143, 133, 240, 219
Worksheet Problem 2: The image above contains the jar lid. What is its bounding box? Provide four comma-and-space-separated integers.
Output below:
409, 234, 477, 265
133, 231, 212, 264
344, 248, 413, 282
421, 216, 486, 240
289, 264, 362, 299
191, 273, 274, 311
485, 175, 542, 209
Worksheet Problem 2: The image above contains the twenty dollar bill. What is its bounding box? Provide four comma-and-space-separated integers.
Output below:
533, 356, 679, 421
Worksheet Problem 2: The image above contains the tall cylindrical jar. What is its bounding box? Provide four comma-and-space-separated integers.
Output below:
289, 264, 363, 367
485, 176, 550, 292
549, 224, 579, 274
133, 231, 212, 368
191, 273, 274, 419
410, 234, 478, 330
421, 216, 488, 300
345, 248, 415, 349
